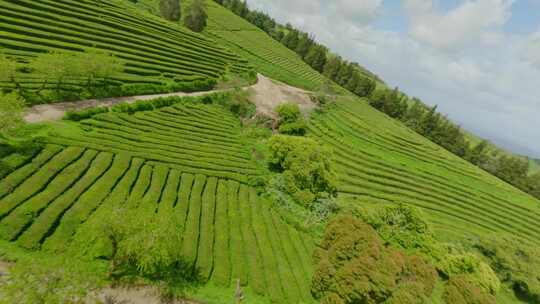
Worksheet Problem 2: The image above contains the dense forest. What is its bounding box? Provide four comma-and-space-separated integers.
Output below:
215, 0, 540, 201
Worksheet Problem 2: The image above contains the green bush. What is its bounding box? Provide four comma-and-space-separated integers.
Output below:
0, 259, 99, 304
268, 135, 337, 206
275, 102, 307, 135
64, 107, 110, 121
160, 0, 181, 21
0, 92, 26, 137
443, 275, 496, 304
184, 0, 208, 32
311, 215, 438, 304
438, 253, 500, 295
476, 234, 540, 302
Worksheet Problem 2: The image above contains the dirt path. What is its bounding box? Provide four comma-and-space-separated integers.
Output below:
249, 74, 315, 118
24, 74, 314, 123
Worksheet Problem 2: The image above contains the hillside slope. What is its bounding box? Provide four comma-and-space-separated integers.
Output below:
0, 0, 251, 103
309, 97, 540, 245
1, 1, 540, 303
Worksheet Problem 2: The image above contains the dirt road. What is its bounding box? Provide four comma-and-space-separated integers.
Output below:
24, 74, 314, 123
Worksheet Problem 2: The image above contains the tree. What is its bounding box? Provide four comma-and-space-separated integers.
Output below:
74, 49, 123, 93
304, 45, 327, 72
281, 30, 299, 50
311, 215, 438, 304
476, 234, 540, 302
160, 0, 181, 21
30, 50, 123, 99
403, 99, 426, 132
30, 52, 74, 95
0, 54, 21, 93
0, 92, 26, 136
419, 105, 441, 137
268, 135, 337, 206
275, 102, 306, 135
184, 0, 208, 32
466, 140, 489, 166
323, 56, 342, 80
295, 33, 314, 59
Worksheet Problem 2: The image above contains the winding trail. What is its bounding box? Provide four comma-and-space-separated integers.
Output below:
24, 74, 313, 123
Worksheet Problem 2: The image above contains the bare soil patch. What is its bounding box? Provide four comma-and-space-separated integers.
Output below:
248, 74, 315, 118
24, 74, 314, 123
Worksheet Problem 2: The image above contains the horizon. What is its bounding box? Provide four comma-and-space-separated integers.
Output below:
246, 0, 540, 158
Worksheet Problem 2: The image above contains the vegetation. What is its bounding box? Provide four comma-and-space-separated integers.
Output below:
311, 214, 438, 304
268, 135, 337, 206
366, 88, 540, 200
275, 103, 307, 135
0, 92, 26, 136
0, 0, 251, 104
0, 0, 539, 303
476, 235, 540, 302
160, 0, 181, 21
214, 0, 380, 94
310, 96, 540, 247
185, 0, 208, 32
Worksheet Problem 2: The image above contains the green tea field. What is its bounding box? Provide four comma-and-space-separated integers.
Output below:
0, 0, 251, 102
0, 101, 316, 303
309, 97, 540, 244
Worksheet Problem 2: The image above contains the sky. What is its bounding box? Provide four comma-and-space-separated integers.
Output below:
245, 0, 540, 158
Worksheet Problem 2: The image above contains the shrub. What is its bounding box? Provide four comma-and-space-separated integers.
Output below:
311, 215, 438, 304
184, 0, 208, 32
475, 234, 540, 302
0, 92, 26, 136
0, 260, 98, 304
219, 89, 256, 118
160, 0, 181, 21
438, 253, 500, 295
268, 135, 337, 206
64, 107, 110, 121
443, 275, 497, 304
275, 102, 307, 135
102, 207, 188, 280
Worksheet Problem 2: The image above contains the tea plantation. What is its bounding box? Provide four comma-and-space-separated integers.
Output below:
309, 97, 540, 245
1, 0, 539, 303
0, 0, 251, 102
0, 100, 316, 303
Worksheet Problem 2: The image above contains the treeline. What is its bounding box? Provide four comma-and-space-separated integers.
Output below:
214, 0, 378, 97
214, 0, 540, 200
369, 88, 540, 200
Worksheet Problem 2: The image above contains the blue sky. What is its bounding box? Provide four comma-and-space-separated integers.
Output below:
247, 0, 540, 158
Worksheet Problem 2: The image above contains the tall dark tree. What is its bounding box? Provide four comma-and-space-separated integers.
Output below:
295, 33, 314, 59
323, 56, 342, 80
420, 105, 441, 136
159, 0, 180, 21
184, 0, 208, 32
281, 30, 299, 50
304, 45, 327, 72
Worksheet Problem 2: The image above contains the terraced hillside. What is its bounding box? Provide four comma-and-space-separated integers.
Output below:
47, 103, 259, 182
309, 97, 540, 245
0, 0, 251, 102
203, 1, 325, 90
0, 102, 316, 303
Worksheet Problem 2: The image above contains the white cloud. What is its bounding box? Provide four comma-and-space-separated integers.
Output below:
403, 0, 514, 50
522, 29, 540, 68
244, 0, 540, 157
330, 0, 383, 24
